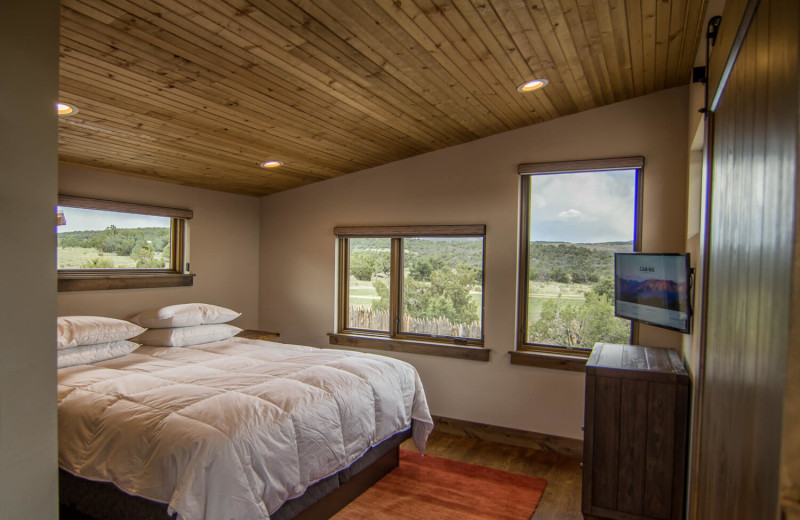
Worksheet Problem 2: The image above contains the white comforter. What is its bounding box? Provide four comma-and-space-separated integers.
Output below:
58, 338, 433, 520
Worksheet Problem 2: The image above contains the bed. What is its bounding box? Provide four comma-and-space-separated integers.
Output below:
57, 336, 433, 520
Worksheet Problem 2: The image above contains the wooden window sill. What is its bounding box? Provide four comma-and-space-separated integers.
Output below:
236, 329, 280, 341
328, 333, 490, 361
58, 272, 194, 292
509, 350, 589, 372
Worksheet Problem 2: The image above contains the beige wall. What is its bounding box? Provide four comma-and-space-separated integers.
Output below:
58, 166, 261, 329
259, 86, 690, 440
0, 0, 59, 517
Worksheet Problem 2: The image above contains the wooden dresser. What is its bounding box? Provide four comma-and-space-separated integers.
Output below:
582, 343, 689, 520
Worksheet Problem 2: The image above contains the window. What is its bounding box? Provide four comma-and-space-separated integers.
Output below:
330, 225, 488, 361
57, 195, 193, 291
514, 158, 643, 369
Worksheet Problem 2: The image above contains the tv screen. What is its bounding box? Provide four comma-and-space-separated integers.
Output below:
614, 253, 692, 334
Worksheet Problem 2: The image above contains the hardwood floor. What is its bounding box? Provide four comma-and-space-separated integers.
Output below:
401, 430, 584, 520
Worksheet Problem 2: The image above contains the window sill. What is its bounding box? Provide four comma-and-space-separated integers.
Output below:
328, 333, 490, 361
58, 272, 195, 292
509, 350, 589, 372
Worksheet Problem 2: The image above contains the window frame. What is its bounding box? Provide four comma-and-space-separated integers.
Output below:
514, 157, 644, 370
330, 225, 489, 361
57, 195, 194, 292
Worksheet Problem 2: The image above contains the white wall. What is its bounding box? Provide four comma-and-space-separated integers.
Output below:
0, 0, 59, 517
259, 86, 690, 440
58, 166, 261, 329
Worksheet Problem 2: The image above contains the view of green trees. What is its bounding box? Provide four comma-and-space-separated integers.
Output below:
347, 238, 631, 348
528, 279, 630, 350
348, 238, 483, 330
526, 241, 632, 349
403, 262, 480, 325
368, 257, 480, 326
527, 242, 629, 283
57, 226, 170, 269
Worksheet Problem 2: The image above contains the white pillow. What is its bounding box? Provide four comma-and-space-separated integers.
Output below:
129, 303, 241, 329
57, 316, 146, 349
134, 324, 242, 347
57, 340, 140, 368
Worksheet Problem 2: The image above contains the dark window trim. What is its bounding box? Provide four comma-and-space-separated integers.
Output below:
58, 272, 195, 292
515, 158, 644, 368
333, 225, 486, 358
517, 156, 644, 175
58, 195, 193, 219
334, 224, 485, 238
57, 195, 193, 292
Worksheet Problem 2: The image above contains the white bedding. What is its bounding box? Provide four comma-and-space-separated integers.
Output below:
58, 338, 434, 520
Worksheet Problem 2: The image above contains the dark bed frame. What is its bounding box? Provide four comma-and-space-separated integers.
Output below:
60, 429, 411, 520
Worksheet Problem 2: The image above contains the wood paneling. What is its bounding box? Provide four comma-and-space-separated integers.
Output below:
695, 0, 799, 518
58, 0, 707, 196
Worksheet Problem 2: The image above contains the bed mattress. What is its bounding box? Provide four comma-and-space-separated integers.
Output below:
58, 338, 433, 520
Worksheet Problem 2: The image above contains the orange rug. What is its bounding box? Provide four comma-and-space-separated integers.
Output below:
332, 449, 547, 519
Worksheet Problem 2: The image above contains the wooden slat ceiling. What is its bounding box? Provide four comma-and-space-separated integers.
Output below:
58, 0, 708, 197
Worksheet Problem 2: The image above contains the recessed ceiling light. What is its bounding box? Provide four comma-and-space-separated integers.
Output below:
57, 102, 79, 116
516, 79, 549, 93
260, 160, 283, 168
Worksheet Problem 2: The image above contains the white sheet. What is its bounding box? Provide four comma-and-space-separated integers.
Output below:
58, 338, 433, 520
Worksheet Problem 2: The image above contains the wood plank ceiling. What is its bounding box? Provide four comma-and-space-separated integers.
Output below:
58, 0, 708, 197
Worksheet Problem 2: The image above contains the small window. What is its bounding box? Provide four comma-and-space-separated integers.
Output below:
516, 158, 643, 361
346, 237, 392, 332
331, 225, 488, 361
57, 195, 193, 291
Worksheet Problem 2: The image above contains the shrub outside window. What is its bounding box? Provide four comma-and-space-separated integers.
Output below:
516, 158, 643, 359
332, 225, 487, 360
399, 237, 483, 340
346, 237, 392, 332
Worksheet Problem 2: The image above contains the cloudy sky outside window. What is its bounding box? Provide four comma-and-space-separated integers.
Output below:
529, 169, 637, 243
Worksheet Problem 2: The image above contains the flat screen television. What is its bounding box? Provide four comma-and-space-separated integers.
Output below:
614, 252, 692, 334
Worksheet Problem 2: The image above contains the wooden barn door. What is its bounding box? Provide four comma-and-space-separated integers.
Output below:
693, 0, 799, 518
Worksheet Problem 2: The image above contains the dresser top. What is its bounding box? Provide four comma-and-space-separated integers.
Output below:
586, 343, 689, 382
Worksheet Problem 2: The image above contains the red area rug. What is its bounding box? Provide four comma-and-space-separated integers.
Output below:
332, 449, 547, 520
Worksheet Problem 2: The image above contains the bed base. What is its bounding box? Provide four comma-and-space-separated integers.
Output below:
60, 429, 410, 520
